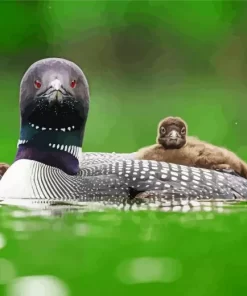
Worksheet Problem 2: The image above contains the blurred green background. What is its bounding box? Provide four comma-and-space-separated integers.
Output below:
1, 0, 247, 163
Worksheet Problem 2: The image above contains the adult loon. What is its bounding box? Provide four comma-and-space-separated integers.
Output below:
0, 58, 247, 209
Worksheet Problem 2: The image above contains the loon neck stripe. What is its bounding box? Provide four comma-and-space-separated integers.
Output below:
28, 122, 76, 132
17, 139, 81, 159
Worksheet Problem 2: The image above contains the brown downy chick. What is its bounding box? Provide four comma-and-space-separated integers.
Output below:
136, 116, 247, 179
136, 116, 192, 163
0, 163, 9, 178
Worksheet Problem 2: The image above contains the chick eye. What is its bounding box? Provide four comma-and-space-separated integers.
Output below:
160, 126, 166, 134
70, 80, 77, 88
34, 80, 42, 89
181, 127, 186, 135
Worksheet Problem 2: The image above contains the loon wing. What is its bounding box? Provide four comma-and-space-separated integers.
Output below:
78, 158, 247, 201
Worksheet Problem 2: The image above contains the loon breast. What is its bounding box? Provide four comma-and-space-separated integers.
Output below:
0, 159, 79, 203
0, 160, 36, 200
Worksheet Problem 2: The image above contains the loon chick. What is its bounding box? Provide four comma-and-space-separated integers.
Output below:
1, 59, 247, 208
136, 116, 247, 178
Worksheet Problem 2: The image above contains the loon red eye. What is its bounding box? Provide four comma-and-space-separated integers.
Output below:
70, 80, 77, 88
34, 80, 41, 89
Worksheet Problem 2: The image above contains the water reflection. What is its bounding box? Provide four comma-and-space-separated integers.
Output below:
7, 276, 69, 296
0, 233, 6, 249
0, 199, 245, 219
0, 259, 16, 285
116, 257, 182, 284
0, 202, 246, 296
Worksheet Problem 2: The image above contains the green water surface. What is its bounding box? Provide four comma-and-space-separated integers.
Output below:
0, 205, 247, 296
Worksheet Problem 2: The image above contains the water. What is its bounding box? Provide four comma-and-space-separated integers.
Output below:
0, 203, 247, 296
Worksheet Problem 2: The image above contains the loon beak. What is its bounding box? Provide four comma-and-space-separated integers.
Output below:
51, 79, 62, 91
49, 79, 63, 101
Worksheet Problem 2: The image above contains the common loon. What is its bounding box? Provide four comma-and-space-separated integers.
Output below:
0, 58, 247, 209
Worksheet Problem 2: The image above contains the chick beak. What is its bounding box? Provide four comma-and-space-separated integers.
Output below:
169, 130, 179, 140
49, 79, 63, 102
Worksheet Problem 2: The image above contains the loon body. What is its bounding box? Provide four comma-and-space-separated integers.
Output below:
0, 58, 247, 209
1, 150, 247, 208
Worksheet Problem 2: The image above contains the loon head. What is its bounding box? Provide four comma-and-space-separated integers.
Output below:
15, 58, 90, 175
